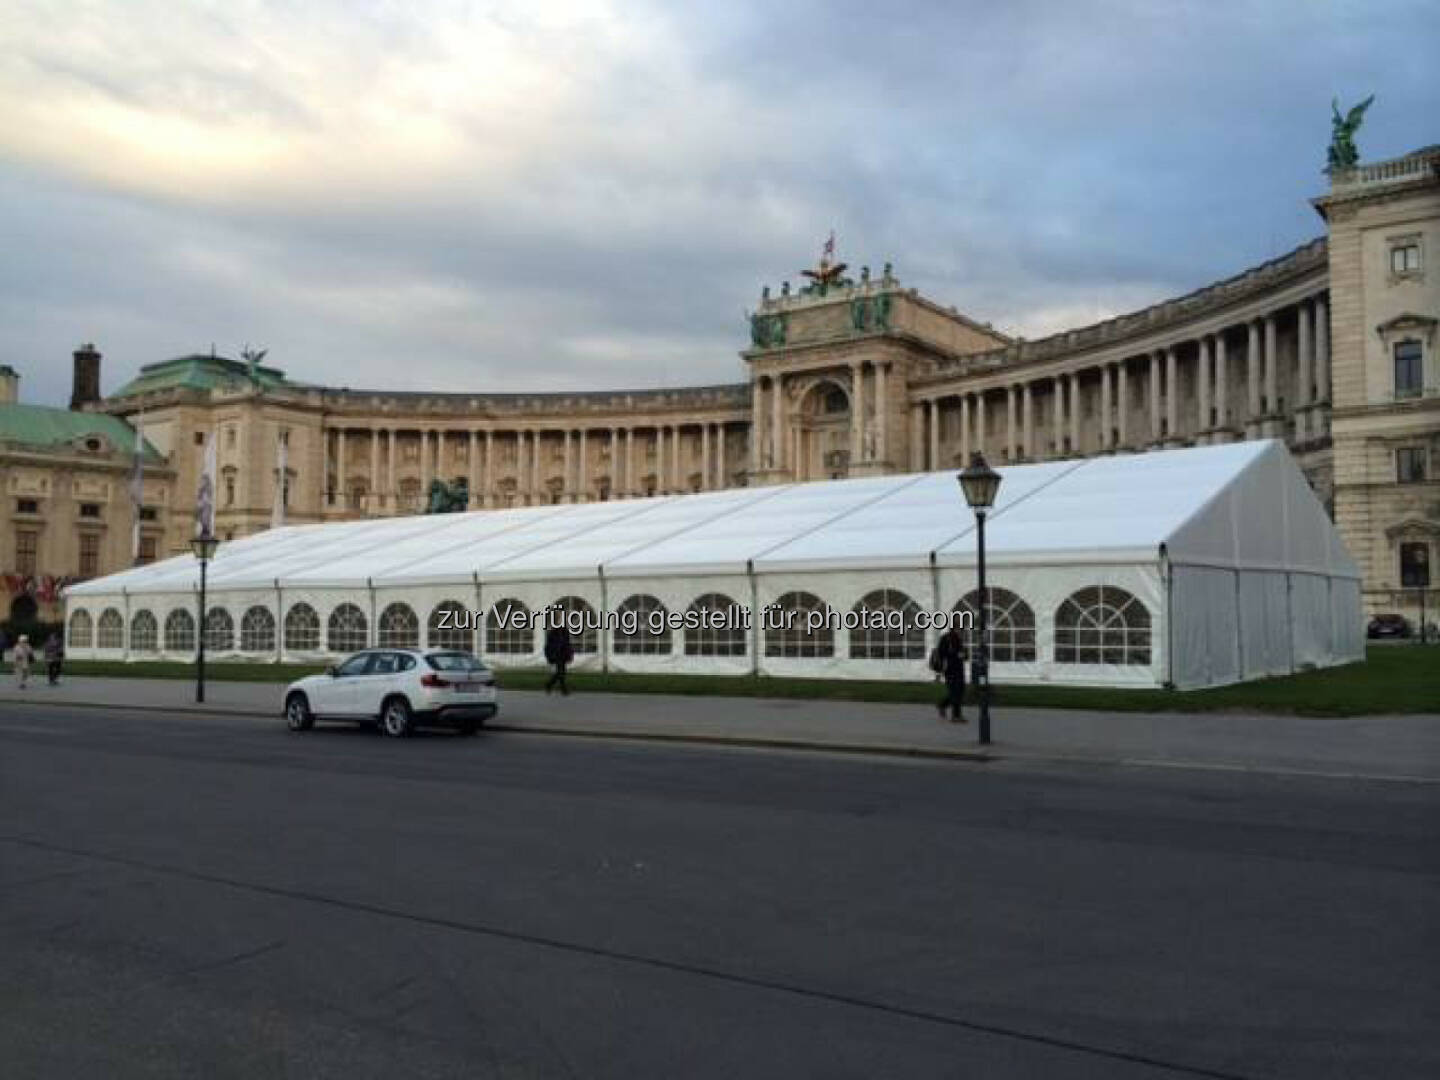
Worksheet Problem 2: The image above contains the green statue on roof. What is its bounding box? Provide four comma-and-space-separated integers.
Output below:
1327, 94, 1374, 173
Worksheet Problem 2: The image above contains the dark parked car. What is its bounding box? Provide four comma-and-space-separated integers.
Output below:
1366, 613, 1411, 639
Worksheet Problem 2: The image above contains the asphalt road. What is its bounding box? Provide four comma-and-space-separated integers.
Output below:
1, 704, 1435, 1079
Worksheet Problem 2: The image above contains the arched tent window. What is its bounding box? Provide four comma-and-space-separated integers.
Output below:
1055, 586, 1151, 666
165, 609, 195, 652
427, 601, 474, 652
486, 599, 534, 655
240, 606, 276, 653
327, 603, 368, 653
614, 594, 671, 655
204, 607, 234, 651
68, 609, 93, 648
97, 608, 124, 649
952, 588, 1037, 663
284, 603, 320, 651
547, 596, 598, 654
684, 592, 747, 656
378, 602, 419, 648
130, 610, 158, 653
764, 591, 834, 658
849, 588, 925, 660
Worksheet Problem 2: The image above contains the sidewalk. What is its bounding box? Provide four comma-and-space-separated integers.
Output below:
1, 676, 1437, 781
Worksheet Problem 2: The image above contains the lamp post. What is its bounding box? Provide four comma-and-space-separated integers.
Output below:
958, 453, 1002, 745
190, 532, 219, 703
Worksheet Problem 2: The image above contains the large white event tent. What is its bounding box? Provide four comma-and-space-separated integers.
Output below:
64, 440, 1363, 689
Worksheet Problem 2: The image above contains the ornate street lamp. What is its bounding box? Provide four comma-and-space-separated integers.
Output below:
958, 453, 1002, 744
190, 532, 220, 703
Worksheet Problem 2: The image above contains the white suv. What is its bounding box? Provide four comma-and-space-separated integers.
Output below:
284, 649, 499, 737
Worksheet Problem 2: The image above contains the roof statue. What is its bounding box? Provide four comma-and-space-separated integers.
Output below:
1327, 94, 1374, 173
800, 231, 852, 296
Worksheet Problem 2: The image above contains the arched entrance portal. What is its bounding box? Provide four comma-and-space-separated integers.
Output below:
796, 380, 852, 481
10, 594, 37, 622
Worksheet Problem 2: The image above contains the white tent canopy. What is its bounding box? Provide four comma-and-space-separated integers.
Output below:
65, 440, 1363, 688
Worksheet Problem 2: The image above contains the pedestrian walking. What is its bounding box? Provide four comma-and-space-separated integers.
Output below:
12, 633, 34, 689
0, 628, 9, 675
43, 631, 64, 686
929, 625, 968, 723
543, 615, 574, 696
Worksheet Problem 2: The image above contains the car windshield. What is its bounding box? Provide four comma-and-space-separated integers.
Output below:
425, 651, 486, 672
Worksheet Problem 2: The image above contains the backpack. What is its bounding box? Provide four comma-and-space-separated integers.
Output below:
927, 646, 943, 673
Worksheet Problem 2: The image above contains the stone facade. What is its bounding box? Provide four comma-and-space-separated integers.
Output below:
3, 145, 1435, 625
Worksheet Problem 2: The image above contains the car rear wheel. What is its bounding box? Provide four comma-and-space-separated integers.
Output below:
380, 696, 413, 738
285, 693, 314, 732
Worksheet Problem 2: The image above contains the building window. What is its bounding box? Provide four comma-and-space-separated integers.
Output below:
139, 507, 158, 521
97, 608, 124, 649
16, 498, 38, 514
848, 589, 926, 660
137, 535, 158, 565
1400, 543, 1431, 588
613, 594, 671, 655
1055, 586, 1152, 666
16, 529, 39, 574
953, 588, 1038, 663
130, 610, 158, 653
1397, 448, 1427, 484
165, 610, 196, 652
327, 603, 368, 653
79, 503, 102, 518
1390, 242, 1421, 275
78, 532, 99, 577
226, 426, 237, 448
284, 603, 321, 652
485, 599, 533, 655
427, 601, 474, 652
194, 431, 205, 446
240, 606, 276, 653
684, 593, 747, 657
224, 474, 236, 506
764, 591, 835, 658
377, 602, 419, 648
1394, 341, 1423, 399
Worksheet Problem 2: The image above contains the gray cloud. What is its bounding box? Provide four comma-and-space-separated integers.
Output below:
0, 0, 1434, 406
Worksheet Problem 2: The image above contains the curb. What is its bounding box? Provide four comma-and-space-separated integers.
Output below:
0, 696, 994, 764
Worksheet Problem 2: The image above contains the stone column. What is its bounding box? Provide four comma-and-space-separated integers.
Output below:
609, 428, 620, 497
624, 428, 635, 496
1315, 294, 1329, 404
910, 405, 923, 471
672, 424, 682, 490
1022, 382, 1034, 460
1264, 314, 1278, 421
1215, 334, 1229, 437
577, 429, 587, 501
750, 379, 763, 473
387, 428, 396, 511
469, 430, 479, 506
976, 393, 989, 460
1246, 320, 1261, 434
563, 430, 574, 501
1100, 367, 1113, 451
1165, 347, 1178, 442
715, 424, 726, 488
1297, 301, 1313, 441
483, 430, 493, 506
1197, 338, 1211, 444
875, 362, 888, 463
1149, 353, 1162, 442
418, 429, 430, 491
1069, 372, 1081, 453
700, 423, 710, 490
533, 431, 543, 503
772, 375, 785, 471
959, 394, 970, 463
513, 431, 525, 505
1117, 363, 1129, 448
368, 429, 380, 511
850, 363, 864, 463
927, 398, 939, 469
1005, 386, 1017, 461
336, 429, 347, 507
1052, 377, 1064, 455
654, 427, 665, 492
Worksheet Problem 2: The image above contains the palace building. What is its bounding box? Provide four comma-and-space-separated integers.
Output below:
4, 143, 1437, 625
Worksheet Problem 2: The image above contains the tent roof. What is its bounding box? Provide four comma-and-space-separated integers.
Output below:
66, 440, 1359, 598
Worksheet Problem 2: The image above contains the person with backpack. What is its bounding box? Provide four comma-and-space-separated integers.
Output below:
930, 625, 968, 723
543, 613, 575, 696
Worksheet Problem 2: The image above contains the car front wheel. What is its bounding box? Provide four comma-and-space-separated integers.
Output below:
285, 693, 315, 732
380, 696, 414, 738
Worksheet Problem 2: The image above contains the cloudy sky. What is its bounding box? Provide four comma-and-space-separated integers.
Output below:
1, 1, 1434, 405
